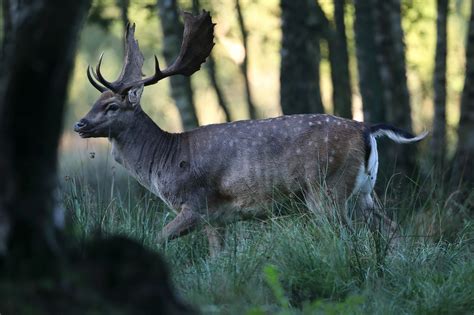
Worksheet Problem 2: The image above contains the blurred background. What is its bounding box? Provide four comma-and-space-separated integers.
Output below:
57, 0, 473, 184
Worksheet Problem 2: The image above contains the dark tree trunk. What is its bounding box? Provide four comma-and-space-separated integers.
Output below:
454, 0, 474, 186
1, 0, 15, 59
193, 0, 231, 122
354, 0, 385, 123
332, 0, 353, 118
0, 0, 90, 272
157, 0, 199, 130
373, 0, 414, 174
312, 0, 352, 118
280, 0, 324, 115
207, 55, 232, 121
236, 0, 257, 119
117, 0, 130, 35
431, 0, 449, 168
374, 0, 412, 129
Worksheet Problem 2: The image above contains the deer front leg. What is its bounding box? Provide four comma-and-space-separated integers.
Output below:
158, 206, 202, 243
205, 225, 225, 257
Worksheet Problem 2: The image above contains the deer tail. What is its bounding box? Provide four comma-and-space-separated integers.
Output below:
369, 124, 429, 144
359, 124, 428, 184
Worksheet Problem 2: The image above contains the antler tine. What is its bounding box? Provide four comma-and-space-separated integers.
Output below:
120, 10, 214, 93
117, 11, 214, 94
95, 52, 117, 91
161, 11, 215, 77
142, 55, 165, 86
87, 65, 106, 92
117, 56, 163, 94
113, 23, 145, 86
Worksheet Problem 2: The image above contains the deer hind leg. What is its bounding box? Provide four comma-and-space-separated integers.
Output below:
158, 206, 202, 243
357, 193, 399, 239
351, 175, 398, 237
205, 225, 225, 257
352, 136, 398, 238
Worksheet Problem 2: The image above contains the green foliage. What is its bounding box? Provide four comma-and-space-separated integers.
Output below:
263, 264, 290, 310
254, 264, 365, 315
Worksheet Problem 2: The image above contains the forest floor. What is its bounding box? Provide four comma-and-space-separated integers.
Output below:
60, 151, 474, 315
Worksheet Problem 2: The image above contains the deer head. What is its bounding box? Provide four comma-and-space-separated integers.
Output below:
74, 11, 215, 138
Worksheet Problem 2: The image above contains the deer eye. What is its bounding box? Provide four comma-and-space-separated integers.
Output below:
107, 103, 119, 112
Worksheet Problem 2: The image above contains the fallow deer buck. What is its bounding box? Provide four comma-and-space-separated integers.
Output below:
74, 11, 428, 255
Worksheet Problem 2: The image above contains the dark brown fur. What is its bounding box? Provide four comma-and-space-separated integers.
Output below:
78, 100, 369, 254
75, 13, 418, 255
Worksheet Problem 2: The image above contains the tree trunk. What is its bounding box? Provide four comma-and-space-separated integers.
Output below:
353, 0, 385, 123
192, 0, 231, 122
1, 0, 14, 58
374, 0, 412, 130
313, 0, 352, 118
117, 0, 130, 35
280, 0, 324, 115
454, 0, 474, 186
207, 55, 232, 121
236, 0, 257, 119
431, 0, 449, 168
373, 0, 414, 174
157, 0, 199, 130
332, 0, 352, 118
0, 0, 90, 272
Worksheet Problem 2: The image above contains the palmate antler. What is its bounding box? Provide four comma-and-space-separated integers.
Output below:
87, 10, 215, 94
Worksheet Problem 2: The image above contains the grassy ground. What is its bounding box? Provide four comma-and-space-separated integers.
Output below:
60, 152, 474, 314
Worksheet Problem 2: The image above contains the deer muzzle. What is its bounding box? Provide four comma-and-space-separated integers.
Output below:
74, 118, 92, 138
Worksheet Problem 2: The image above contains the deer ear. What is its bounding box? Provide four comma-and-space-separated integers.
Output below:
127, 84, 144, 106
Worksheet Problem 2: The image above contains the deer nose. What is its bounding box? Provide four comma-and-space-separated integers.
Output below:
74, 119, 88, 131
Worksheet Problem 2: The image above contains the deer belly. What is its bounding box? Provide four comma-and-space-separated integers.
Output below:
210, 202, 268, 224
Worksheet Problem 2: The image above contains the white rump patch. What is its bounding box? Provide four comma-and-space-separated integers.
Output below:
352, 135, 378, 196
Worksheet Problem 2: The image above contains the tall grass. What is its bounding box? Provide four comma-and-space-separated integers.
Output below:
61, 154, 474, 314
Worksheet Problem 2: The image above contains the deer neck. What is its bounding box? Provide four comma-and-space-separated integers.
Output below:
110, 108, 180, 189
